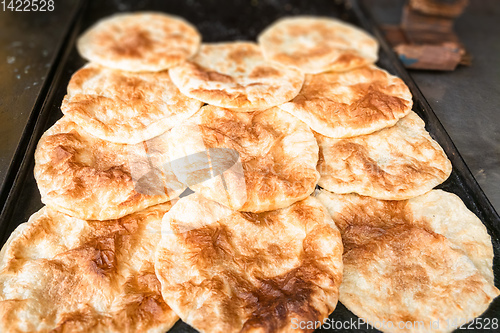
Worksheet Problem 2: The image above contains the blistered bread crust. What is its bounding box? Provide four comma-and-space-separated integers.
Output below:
280, 65, 413, 138
61, 64, 203, 144
169, 105, 320, 212
34, 117, 184, 220
77, 12, 201, 72
169, 42, 304, 111
316, 111, 452, 200
0, 204, 178, 333
155, 194, 343, 333
317, 189, 499, 333
258, 16, 378, 74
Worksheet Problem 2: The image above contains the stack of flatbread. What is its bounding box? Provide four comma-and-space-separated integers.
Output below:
0, 11, 497, 333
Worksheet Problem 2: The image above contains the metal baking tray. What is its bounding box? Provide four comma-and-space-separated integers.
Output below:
0, 0, 498, 332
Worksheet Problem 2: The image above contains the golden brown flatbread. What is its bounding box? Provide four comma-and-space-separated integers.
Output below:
61, 64, 203, 144
77, 12, 200, 72
34, 117, 185, 220
155, 194, 343, 333
280, 65, 413, 138
258, 16, 378, 74
317, 111, 452, 200
169, 42, 304, 111
168, 105, 320, 212
317, 189, 499, 333
0, 203, 178, 333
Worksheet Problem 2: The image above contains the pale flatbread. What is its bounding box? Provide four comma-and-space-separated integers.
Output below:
168, 105, 320, 212
317, 189, 499, 333
155, 194, 343, 333
77, 12, 201, 72
280, 65, 413, 138
0, 203, 178, 333
169, 42, 304, 111
317, 189, 496, 284
258, 16, 379, 74
61, 64, 203, 144
34, 117, 185, 220
317, 111, 452, 200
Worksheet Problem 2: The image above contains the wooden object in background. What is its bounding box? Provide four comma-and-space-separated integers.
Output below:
382, 0, 470, 71
402, 4, 454, 32
409, 0, 469, 18
395, 43, 463, 70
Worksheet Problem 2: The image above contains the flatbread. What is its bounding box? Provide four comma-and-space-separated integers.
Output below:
155, 194, 343, 333
77, 12, 201, 72
258, 16, 378, 74
317, 189, 496, 283
407, 190, 496, 284
34, 117, 185, 220
317, 111, 452, 200
169, 42, 304, 111
280, 65, 413, 138
61, 63, 203, 144
168, 105, 320, 212
317, 189, 499, 333
0, 203, 178, 333
342, 228, 499, 333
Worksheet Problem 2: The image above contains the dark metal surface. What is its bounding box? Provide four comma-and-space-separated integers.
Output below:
0, 0, 498, 332
0, 0, 83, 213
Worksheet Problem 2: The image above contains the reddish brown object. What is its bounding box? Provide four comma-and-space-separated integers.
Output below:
380, 25, 409, 45
382, 1, 469, 71
409, 0, 469, 18
404, 28, 459, 45
402, 4, 454, 32
394, 43, 463, 70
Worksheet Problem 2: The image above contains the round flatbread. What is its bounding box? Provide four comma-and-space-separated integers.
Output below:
34, 117, 185, 220
317, 111, 452, 200
61, 64, 203, 144
169, 42, 304, 111
317, 189, 496, 284
77, 12, 201, 72
280, 65, 413, 138
258, 16, 379, 74
0, 203, 178, 333
168, 105, 320, 212
317, 189, 499, 333
155, 194, 343, 333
